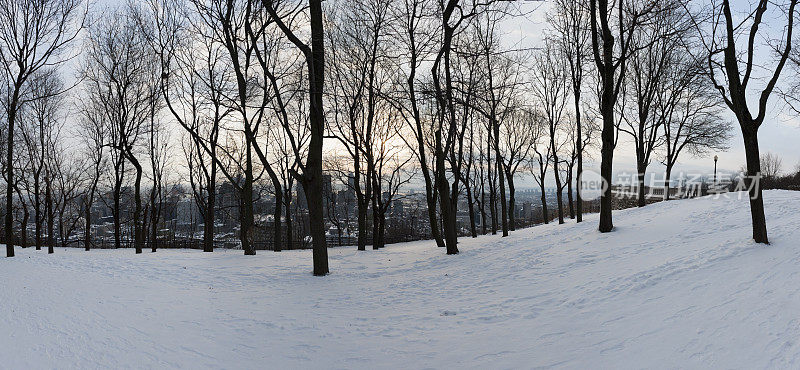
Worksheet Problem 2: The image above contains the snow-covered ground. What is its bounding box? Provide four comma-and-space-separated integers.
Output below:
2, 191, 800, 368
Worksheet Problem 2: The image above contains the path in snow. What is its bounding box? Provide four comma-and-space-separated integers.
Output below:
2, 191, 800, 368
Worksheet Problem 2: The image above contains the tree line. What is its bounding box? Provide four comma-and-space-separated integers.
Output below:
0, 0, 795, 275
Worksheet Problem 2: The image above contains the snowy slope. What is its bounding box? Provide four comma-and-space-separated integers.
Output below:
2, 191, 800, 369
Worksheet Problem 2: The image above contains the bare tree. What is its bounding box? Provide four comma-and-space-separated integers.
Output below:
659, 56, 731, 199
76, 86, 107, 251
167, 0, 278, 256
760, 152, 783, 180
429, 0, 500, 254
699, 0, 797, 243
469, 123, 488, 234
619, 0, 690, 207
83, 5, 161, 254
53, 151, 83, 249
18, 70, 65, 251
528, 111, 550, 224
470, 9, 522, 236
146, 111, 170, 252
262, 0, 329, 275
551, 0, 590, 222
0, 0, 85, 257
326, 0, 392, 250
531, 41, 570, 224
159, 0, 234, 253
502, 107, 535, 229
589, 0, 655, 232
387, 0, 445, 248
369, 109, 414, 249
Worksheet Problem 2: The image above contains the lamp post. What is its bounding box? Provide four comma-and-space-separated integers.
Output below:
713, 155, 718, 185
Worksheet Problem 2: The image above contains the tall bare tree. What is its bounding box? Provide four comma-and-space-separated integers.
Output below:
528, 111, 550, 224
471, 9, 521, 236
551, 0, 590, 222
531, 41, 570, 224
263, 0, 329, 274
18, 70, 64, 251
326, 0, 392, 250
388, 0, 445, 248
700, 0, 797, 244
502, 107, 535, 229
589, 0, 655, 232
620, 0, 689, 207
160, 0, 234, 253
0, 0, 84, 257
77, 93, 106, 251
83, 5, 161, 254
659, 55, 730, 199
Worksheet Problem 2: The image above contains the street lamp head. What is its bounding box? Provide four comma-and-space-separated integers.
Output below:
714, 155, 718, 162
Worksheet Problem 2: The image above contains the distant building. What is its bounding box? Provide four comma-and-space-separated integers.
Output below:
176, 198, 201, 229
523, 202, 532, 222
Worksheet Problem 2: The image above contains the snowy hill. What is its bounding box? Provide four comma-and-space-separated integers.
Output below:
2, 190, 800, 368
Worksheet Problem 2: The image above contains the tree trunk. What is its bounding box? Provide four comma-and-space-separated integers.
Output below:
113, 188, 121, 249
567, 169, 575, 219
5, 93, 18, 258
465, 182, 477, 237
506, 170, 516, 231
272, 187, 282, 252
487, 136, 497, 235
495, 134, 508, 236
84, 201, 91, 251
539, 180, 549, 224
131, 157, 144, 254
46, 178, 54, 254
575, 85, 583, 223
597, 5, 617, 233
743, 131, 769, 244
551, 139, 565, 225
19, 204, 28, 249
372, 201, 380, 250
357, 191, 368, 251
35, 174, 41, 250
304, 173, 328, 273
377, 214, 385, 249
406, 49, 443, 249
436, 135, 458, 255
306, 0, 329, 275
598, 100, 615, 232
203, 184, 215, 252
241, 150, 256, 256
240, 178, 255, 255
284, 191, 293, 250
150, 196, 158, 253
424, 177, 443, 247
554, 179, 565, 224
113, 158, 124, 249
479, 186, 487, 235
637, 164, 646, 207
14, 187, 31, 248
664, 165, 673, 201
